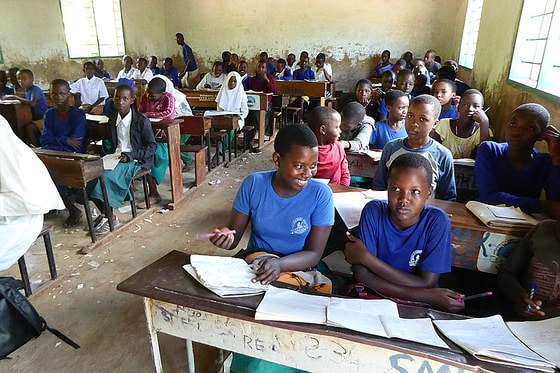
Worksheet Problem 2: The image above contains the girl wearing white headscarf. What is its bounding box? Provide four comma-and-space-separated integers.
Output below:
0, 115, 64, 271
216, 71, 248, 129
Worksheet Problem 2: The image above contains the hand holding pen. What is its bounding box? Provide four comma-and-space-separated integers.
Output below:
524, 283, 545, 317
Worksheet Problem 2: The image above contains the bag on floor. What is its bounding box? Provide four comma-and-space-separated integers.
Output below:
0, 281, 80, 359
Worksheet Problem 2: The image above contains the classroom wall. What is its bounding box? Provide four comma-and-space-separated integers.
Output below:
456, 0, 560, 146
162, 0, 467, 91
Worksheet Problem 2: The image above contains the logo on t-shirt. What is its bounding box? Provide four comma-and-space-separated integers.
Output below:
408, 250, 423, 267
290, 217, 309, 235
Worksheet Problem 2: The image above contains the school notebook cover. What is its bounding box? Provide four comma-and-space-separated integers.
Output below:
465, 201, 539, 229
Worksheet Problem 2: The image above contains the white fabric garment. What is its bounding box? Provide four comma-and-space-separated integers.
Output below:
196, 73, 226, 90
0, 115, 64, 216
70, 76, 109, 105
133, 68, 154, 81
314, 63, 333, 81
215, 72, 248, 129
153, 74, 193, 117
115, 110, 133, 153
116, 67, 139, 80
0, 215, 43, 271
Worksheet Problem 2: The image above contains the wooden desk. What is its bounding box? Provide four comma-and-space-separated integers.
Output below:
178, 116, 212, 174
329, 185, 528, 274
0, 101, 32, 138
276, 80, 329, 106
32, 149, 112, 243
180, 89, 218, 109
346, 152, 379, 178
207, 114, 239, 162
118, 250, 525, 373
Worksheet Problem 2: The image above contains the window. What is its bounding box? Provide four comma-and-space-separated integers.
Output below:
509, 0, 560, 97
60, 0, 125, 58
458, 0, 484, 68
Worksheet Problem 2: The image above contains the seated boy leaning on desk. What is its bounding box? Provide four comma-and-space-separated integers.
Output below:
344, 153, 465, 312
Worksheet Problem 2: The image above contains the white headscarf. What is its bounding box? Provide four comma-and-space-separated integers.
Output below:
0, 115, 64, 216
216, 71, 247, 113
153, 74, 193, 117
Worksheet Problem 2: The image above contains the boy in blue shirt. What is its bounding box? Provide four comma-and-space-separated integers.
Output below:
370, 90, 409, 149
292, 56, 315, 80
432, 78, 457, 119
373, 94, 457, 200
345, 152, 464, 312
376, 69, 414, 122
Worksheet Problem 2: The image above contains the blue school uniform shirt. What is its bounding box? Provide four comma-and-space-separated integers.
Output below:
150, 66, 161, 75
40, 106, 87, 153
357, 200, 451, 274
372, 138, 457, 200
369, 120, 408, 149
181, 44, 198, 71
233, 170, 334, 255
266, 62, 276, 76
439, 105, 457, 120
161, 66, 180, 87
277, 67, 292, 81
475, 141, 560, 213
292, 68, 315, 80
377, 94, 414, 117
25, 85, 48, 120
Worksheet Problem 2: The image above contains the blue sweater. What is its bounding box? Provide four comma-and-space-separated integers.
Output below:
475, 141, 560, 213
40, 106, 87, 153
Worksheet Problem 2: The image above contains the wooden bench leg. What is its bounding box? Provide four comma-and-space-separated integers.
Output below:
43, 232, 57, 280
142, 175, 151, 209
130, 184, 137, 218
17, 257, 32, 297
82, 189, 97, 243
205, 132, 212, 172
234, 129, 238, 159
227, 131, 232, 163
194, 150, 207, 186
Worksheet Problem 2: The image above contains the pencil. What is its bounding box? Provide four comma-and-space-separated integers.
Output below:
196, 230, 236, 239
457, 291, 493, 302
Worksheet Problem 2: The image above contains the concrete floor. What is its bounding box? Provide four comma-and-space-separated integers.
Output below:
1, 145, 277, 373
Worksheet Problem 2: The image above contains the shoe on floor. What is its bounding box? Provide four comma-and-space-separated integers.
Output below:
94, 216, 119, 235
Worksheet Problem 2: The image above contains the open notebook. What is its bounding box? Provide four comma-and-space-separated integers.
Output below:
466, 201, 539, 229
256, 286, 449, 349
333, 190, 388, 230
183, 255, 267, 297
434, 315, 556, 372
507, 316, 560, 369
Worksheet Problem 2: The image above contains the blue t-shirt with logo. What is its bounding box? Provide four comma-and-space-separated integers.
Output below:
233, 170, 334, 255
357, 200, 450, 274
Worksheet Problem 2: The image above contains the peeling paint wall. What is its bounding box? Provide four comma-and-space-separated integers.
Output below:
457, 0, 560, 148
1, 0, 466, 91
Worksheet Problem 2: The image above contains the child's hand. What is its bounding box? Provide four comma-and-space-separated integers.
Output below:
343, 232, 368, 264
66, 137, 82, 150
425, 288, 465, 312
119, 153, 130, 163
451, 95, 460, 106
371, 89, 383, 103
518, 295, 545, 318
253, 257, 281, 284
471, 108, 489, 127
542, 125, 560, 165
209, 227, 235, 249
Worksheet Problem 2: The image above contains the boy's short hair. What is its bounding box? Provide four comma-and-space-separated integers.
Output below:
51, 79, 70, 90
341, 101, 366, 123
460, 89, 484, 105
415, 73, 428, 88
395, 59, 407, 68
239, 60, 248, 67
354, 79, 372, 91
212, 61, 223, 68
175, 32, 184, 38
412, 94, 442, 119
426, 49, 437, 57
277, 58, 286, 66
316, 52, 326, 61
83, 61, 95, 70
300, 51, 309, 59
18, 69, 34, 79
397, 69, 414, 81
164, 57, 173, 64
432, 78, 457, 93
308, 106, 338, 132
444, 60, 458, 70
147, 77, 167, 94
274, 124, 318, 156
116, 84, 134, 98
436, 66, 456, 81
381, 69, 396, 82
513, 103, 550, 131
138, 57, 148, 64
385, 90, 407, 107
122, 55, 132, 63
389, 152, 433, 187
221, 51, 231, 59
382, 49, 390, 55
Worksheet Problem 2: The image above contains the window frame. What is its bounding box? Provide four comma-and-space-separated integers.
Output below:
458, 0, 484, 69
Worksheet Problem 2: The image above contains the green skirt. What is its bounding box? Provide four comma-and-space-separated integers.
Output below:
86, 162, 141, 209
230, 353, 306, 373
180, 134, 192, 164
151, 143, 169, 184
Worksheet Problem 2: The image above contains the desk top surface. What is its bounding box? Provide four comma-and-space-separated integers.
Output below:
118, 250, 530, 372
33, 148, 101, 161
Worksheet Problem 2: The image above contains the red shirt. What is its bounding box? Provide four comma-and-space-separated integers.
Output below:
315, 142, 350, 186
138, 92, 175, 120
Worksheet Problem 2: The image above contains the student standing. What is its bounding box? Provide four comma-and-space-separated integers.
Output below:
70, 61, 109, 114
176, 32, 199, 88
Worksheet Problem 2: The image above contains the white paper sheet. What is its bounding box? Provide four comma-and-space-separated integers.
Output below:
102, 154, 120, 170
255, 286, 329, 324
333, 190, 388, 229
85, 114, 109, 123
380, 315, 449, 349
507, 316, 560, 368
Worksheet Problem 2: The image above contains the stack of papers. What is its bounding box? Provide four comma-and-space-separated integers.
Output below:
333, 190, 388, 229
358, 149, 383, 161
102, 154, 120, 170
507, 316, 560, 369
203, 110, 236, 117
466, 201, 539, 229
256, 287, 449, 349
183, 255, 267, 297
434, 315, 556, 372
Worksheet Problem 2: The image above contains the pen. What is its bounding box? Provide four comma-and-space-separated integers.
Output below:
195, 229, 236, 239
526, 283, 537, 312
484, 107, 490, 113
456, 291, 493, 302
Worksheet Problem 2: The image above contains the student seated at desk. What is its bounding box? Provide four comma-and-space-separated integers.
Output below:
161, 57, 180, 87
292, 55, 315, 80
373, 95, 457, 200
314, 52, 332, 82
70, 61, 109, 114
371, 49, 394, 79
392, 58, 407, 75
221, 51, 236, 74
411, 72, 430, 97
133, 57, 154, 82
116, 55, 139, 80
369, 90, 409, 149
196, 61, 225, 90
414, 59, 431, 85
3, 69, 48, 147
94, 59, 111, 80
238, 61, 249, 90
402, 51, 415, 70
431, 78, 457, 120
432, 89, 491, 159
354, 79, 378, 118
258, 51, 276, 76
475, 103, 560, 219
376, 69, 415, 122
497, 219, 560, 320
286, 52, 297, 72
0, 115, 64, 272
308, 106, 350, 186
86, 85, 157, 234
138, 77, 175, 206
344, 153, 464, 312
339, 101, 374, 152
246, 61, 277, 137
40, 79, 87, 226
0, 70, 14, 97
275, 58, 292, 81
210, 124, 334, 372
424, 49, 441, 82
6, 67, 21, 93
149, 56, 161, 75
